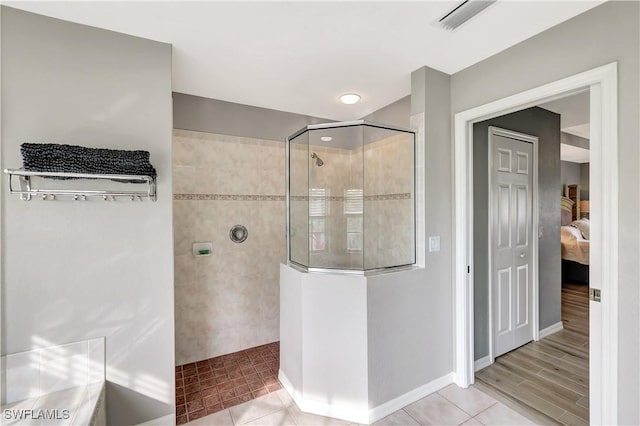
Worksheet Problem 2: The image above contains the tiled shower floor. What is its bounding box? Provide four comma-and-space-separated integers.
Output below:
175, 342, 281, 424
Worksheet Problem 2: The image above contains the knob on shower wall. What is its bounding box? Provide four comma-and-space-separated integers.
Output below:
229, 225, 248, 243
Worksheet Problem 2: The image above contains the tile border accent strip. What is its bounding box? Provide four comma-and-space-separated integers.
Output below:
174, 193, 412, 201
174, 194, 285, 201
277, 193, 412, 201
365, 193, 412, 201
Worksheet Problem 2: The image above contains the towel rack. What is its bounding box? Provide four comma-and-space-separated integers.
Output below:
4, 169, 157, 201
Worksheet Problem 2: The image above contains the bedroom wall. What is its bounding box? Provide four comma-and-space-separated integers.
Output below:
1, 7, 174, 425
472, 107, 561, 360
580, 163, 590, 200
451, 1, 639, 421
561, 161, 581, 191
560, 160, 589, 201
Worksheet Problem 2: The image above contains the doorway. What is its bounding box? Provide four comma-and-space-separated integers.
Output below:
453, 62, 618, 425
471, 108, 591, 423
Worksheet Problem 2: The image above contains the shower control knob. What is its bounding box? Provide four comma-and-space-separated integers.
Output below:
230, 225, 248, 243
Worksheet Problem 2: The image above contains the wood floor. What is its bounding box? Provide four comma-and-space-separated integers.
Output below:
476, 283, 589, 425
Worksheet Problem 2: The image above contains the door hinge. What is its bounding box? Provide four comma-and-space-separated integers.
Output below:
589, 288, 601, 302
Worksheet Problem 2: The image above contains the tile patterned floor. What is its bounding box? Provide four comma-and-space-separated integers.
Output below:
184, 384, 537, 426
175, 342, 281, 424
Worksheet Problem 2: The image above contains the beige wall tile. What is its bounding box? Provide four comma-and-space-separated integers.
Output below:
173, 131, 285, 364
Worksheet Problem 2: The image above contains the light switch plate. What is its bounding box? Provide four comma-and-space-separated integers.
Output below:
429, 236, 440, 252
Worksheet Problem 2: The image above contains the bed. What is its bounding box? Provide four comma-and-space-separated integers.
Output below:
561, 194, 590, 284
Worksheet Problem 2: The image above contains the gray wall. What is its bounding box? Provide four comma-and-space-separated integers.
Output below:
560, 160, 589, 200
361, 95, 410, 129
580, 163, 590, 200
361, 66, 454, 408
472, 107, 561, 360
451, 2, 639, 421
365, 66, 453, 407
561, 161, 581, 191
173, 92, 329, 141
367, 65, 454, 401
1, 7, 174, 425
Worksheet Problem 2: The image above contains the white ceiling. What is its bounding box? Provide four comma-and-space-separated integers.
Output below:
562, 123, 590, 139
539, 90, 590, 143
6, 1, 604, 121
538, 92, 590, 162
538, 91, 590, 129
561, 143, 590, 163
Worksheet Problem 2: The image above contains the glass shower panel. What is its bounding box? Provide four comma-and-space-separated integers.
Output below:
363, 126, 415, 269
307, 125, 364, 270
345, 129, 364, 270
289, 131, 309, 267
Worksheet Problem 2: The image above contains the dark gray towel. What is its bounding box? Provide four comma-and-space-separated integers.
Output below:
20, 143, 157, 180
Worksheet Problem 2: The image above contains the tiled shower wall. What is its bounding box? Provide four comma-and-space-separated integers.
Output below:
173, 129, 285, 365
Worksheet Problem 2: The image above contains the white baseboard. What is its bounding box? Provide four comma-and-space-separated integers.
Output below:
471, 324, 561, 374
539, 321, 564, 339
474, 355, 492, 372
279, 369, 454, 425
277, 370, 303, 407
134, 414, 174, 426
278, 370, 368, 424
367, 373, 454, 424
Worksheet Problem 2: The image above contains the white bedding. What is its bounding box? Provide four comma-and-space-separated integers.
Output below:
561, 225, 590, 265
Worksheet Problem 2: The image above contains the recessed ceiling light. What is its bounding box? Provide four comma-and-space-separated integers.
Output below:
340, 93, 361, 105
320, 136, 333, 142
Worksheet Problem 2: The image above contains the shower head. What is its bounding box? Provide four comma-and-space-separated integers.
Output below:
310, 152, 324, 167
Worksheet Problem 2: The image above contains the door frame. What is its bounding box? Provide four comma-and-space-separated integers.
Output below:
487, 126, 539, 364
453, 62, 618, 425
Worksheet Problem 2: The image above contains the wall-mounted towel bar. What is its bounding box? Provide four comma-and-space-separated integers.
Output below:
4, 169, 157, 201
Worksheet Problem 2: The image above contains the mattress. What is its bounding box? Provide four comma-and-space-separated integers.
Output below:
561, 225, 590, 265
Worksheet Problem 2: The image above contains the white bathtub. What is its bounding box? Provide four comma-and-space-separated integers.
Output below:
1, 337, 106, 425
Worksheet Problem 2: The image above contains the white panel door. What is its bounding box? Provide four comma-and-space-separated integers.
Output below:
491, 129, 534, 358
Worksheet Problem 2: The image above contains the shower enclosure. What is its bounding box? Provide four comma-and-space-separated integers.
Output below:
281, 120, 422, 423
287, 120, 415, 271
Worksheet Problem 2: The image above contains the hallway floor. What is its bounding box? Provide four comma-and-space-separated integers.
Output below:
475, 282, 590, 425
176, 342, 281, 424
184, 384, 536, 425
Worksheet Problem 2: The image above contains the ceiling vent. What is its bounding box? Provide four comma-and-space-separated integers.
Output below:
438, 0, 496, 31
